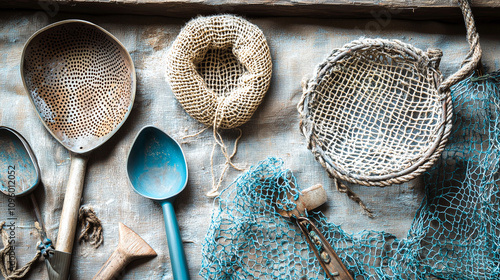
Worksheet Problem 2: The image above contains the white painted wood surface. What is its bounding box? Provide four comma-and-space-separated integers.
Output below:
0, 9, 499, 279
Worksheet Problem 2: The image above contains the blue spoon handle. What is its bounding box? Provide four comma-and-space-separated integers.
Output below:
161, 200, 190, 280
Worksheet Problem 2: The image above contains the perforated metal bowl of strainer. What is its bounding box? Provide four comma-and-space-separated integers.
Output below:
21, 19, 135, 154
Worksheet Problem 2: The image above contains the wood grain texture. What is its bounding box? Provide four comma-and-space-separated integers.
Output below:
0, 0, 499, 20
55, 153, 88, 254
93, 223, 156, 280
278, 184, 328, 217
0, 9, 499, 280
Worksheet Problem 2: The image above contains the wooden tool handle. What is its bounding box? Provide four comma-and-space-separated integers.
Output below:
277, 184, 328, 218
296, 184, 327, 214
56, 152, 89, 253
93, 223, 157, 280
93, 248, 128, 280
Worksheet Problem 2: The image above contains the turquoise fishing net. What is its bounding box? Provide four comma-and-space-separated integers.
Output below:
200, 71, 500, 279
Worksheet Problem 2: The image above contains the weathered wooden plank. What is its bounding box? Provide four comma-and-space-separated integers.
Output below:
0, 0, 499, 20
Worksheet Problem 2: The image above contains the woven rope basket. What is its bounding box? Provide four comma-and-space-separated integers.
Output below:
298, 39, 453, 186
165, 14, 272, 130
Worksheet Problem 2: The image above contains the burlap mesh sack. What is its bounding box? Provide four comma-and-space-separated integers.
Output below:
166, 15, 272, 130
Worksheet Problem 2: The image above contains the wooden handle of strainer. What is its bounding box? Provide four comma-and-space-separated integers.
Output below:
56, 153, 89, 253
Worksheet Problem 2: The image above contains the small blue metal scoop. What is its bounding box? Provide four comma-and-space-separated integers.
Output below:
0, 126, 40, 197
0, 126, 60, 279
127, 126, 190, 280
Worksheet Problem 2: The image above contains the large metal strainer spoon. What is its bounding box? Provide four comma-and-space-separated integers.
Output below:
21, 19, 136, 278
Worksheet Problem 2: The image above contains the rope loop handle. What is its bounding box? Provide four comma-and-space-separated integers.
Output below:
439, 0, 482, 94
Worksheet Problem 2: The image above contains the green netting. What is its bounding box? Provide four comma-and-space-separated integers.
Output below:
200, 71, 500, 279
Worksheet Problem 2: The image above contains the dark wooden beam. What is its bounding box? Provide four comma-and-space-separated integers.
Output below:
0, 0, 499, 20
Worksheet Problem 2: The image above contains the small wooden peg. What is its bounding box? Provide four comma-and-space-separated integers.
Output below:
277, 184, 328, 218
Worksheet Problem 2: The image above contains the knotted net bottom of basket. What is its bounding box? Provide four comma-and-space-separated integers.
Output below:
201, 74, 500, 279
